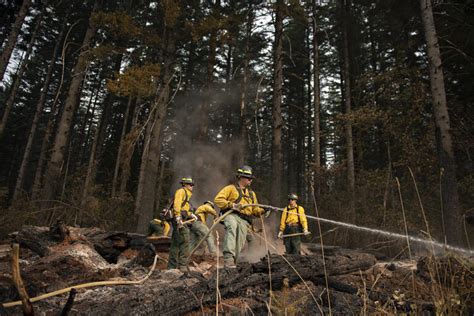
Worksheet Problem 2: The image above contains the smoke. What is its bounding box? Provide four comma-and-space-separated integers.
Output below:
169, 85, 243, 203
168, 84, 289, 262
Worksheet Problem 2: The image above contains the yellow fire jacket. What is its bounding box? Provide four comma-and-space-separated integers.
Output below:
279, 205, 308, 232
173, 187, 192, 217
195, 203, 217, 223
214, 184, 264, 216
151, 219, 171, 236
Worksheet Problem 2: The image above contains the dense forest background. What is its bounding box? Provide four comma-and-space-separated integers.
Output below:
0, 0, 472, 249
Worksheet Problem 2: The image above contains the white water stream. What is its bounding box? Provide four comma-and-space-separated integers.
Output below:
249, 203, 473, 256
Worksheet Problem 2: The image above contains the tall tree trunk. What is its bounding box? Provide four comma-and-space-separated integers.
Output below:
312, 0, 321, 197
119, 97, 140, 195
420, 0, 463, 245
0, 0, 32, 82
78, 76, 103, 166
81, 55, 122, 204
342, 0, 355, 223
13, 8, 67, 200
135, 33, 176, 233
236, 3, 254, 167
195, 1, 220, 142
155, 160, 166, 212
42, 0, 100, 201
112, 95, 133, 197
271, 0, 284, 205
0, 5, 45, 137
80, 95, 107, 207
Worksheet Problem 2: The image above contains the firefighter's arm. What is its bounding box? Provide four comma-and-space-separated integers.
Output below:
173, 188, 185, 217
195, 205, 207, 222
300, 207, 309, 231
206, 204, 217, 217
214, 185, 234, 209
279, 208, 287, 232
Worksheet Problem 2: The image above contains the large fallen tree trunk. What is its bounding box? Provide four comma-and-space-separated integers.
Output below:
11, 249, 376, 315
9, 224, 170, 264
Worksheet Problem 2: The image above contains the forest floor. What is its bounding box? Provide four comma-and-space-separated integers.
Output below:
0, 224, 472, 315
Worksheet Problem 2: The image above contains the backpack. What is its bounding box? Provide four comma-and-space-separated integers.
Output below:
159, 189, 190, 221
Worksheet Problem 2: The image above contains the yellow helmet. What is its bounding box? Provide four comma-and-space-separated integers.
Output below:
288, 193, 298, 200
236, 165, 255, 179
180, 176, 194, 185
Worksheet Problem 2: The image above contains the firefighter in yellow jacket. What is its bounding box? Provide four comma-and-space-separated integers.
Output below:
168, 176, 197, 271
190, 201, 218, 255
214, 165, 266, 268
148, 218, 171, 237
278, 193, 310, 254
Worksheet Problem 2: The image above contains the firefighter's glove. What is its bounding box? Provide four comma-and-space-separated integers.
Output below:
303, 230, 310, 236
190, 213, 198, 222
277, 231, 283, 239
232, 203, 242, 211
176, 216, 184, 229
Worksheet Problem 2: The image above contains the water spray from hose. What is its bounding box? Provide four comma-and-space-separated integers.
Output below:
247, 204, 474, 256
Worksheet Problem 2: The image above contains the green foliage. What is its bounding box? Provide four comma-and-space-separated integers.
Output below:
107, 63, 161, 97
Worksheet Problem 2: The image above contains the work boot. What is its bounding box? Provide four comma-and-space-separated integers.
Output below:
223, 259, 236, 269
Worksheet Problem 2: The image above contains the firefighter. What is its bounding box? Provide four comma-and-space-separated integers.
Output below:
214, 165, 266, 268
167, 176, 197, 271
190, 201, 218, 255
278, 193, 310, 255
148, 218, 171, 237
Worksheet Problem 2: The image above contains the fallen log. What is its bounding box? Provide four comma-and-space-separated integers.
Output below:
9, 225, 168, 264
18, 249, 376, 315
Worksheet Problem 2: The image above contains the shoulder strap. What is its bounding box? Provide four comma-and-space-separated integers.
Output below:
233, 184, 255, 204
233, 184, 243, 204
248, 188, 255, 203
181, 189, 189, 208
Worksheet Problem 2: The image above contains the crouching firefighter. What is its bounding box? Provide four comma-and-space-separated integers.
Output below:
168, 176, 197, 272
278, 193, 310, 255
190, 201, 218, 256
214, 165, 268, 268
148, 218, 171, 237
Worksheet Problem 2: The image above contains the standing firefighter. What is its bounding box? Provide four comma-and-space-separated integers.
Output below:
190, 201, 218, 256
278, 193, 310, 255
168, 176, 197, 271
214, 165, 266, 268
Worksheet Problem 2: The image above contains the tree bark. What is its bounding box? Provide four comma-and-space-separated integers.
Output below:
111, 95, 133, 197
13, 7, 67, 200
271, 0, 284, 205
341, 0, 355, 223
119, 98, 140, 195
420, 0, 463, 245
42, 1, 100, 201
0, 4, 45, 137
0, 0, 32, 82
